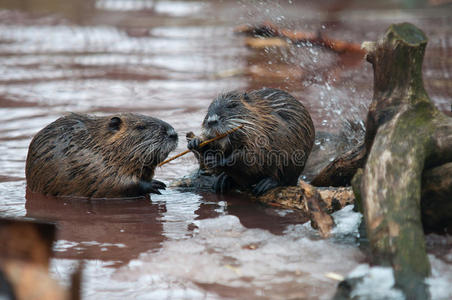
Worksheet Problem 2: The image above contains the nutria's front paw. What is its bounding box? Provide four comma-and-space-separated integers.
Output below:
253, 177, 279, 196
151, 179, 166, 191
187, 137, 202, 151
214, 172, 233, 194
139, 179, 166, 195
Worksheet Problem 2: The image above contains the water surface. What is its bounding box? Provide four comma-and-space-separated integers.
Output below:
0, 0, 451, 299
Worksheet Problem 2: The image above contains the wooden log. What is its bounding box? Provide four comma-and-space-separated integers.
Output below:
0, 218, 55, 268
310, 143, 366, 187
235, 22, 365, 55
421, 162, 452, 232
258, 180, 355, 237
0, 218, 81, 300
257, 183, 354, 215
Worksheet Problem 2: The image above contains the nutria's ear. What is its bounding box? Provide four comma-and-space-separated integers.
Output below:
109, 117, 122, 131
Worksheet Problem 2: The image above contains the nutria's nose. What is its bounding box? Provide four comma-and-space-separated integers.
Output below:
207, 120, 218, 127
206, 114, 219, 127
167, 128, 178, 140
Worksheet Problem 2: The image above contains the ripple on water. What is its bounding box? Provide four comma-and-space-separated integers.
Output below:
0, 180, 26, 217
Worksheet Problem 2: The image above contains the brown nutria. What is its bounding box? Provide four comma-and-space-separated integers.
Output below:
25, 113, 178, 198
188, 87, 315, 195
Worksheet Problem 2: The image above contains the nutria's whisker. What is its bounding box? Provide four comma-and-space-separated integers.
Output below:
158, 124, 244, 167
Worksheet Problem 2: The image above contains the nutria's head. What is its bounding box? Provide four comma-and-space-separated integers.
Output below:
202, 91, 252, 149
201, 91, 273, 151
94, 113, 178, 171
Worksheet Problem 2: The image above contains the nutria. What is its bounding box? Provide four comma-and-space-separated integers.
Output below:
188, 88, 315, 195
26, 113, 178, 198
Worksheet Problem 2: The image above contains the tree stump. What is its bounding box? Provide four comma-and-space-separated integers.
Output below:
334, 23, 452, 300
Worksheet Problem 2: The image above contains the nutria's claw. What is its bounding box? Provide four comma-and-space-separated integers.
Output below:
150, 188, 162, 195
139, 179, 166, 195
214, 172, 232, 194
187, 137, 202, 151
151, 179, 167, 190
253, 178, 279, 196
149, 179, 166, 195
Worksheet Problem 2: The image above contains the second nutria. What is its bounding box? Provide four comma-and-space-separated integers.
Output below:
26, 113, 178, 198
188, 88, 315, 195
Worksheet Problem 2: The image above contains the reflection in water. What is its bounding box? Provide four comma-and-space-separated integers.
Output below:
198, 192, 309, 235
25, 190, 166, 267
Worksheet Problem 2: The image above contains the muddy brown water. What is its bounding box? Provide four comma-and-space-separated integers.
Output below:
0, 0, 451, 299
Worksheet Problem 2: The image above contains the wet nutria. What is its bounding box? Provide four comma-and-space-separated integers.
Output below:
188, 88, 315, 195
26, 113, 178, 198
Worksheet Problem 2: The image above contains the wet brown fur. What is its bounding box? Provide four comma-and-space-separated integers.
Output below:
199, 88, 315, 187
25, 113, 177, 198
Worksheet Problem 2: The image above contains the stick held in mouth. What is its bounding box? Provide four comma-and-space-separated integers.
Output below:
158, 124, 244, 167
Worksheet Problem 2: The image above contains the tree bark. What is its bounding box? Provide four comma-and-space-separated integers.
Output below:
310, 143, 366, 187
258, 180, 355, 237
344, 23, 452, 300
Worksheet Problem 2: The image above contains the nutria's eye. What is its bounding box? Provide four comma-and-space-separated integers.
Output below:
227, 102, 238, 109
135, 125, 146, 130
109, 117, 122, 131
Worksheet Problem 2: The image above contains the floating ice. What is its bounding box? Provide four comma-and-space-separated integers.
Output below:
426, 254, 452, 300
347, 264, 405, 300
117, 214, 364, 299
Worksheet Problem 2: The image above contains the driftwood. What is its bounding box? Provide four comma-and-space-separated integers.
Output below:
235, 22, 365, 55
334, 23, 452, 300
0, 218, 81, 300
311, 143, 366, 187
258, 181, 355, 237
